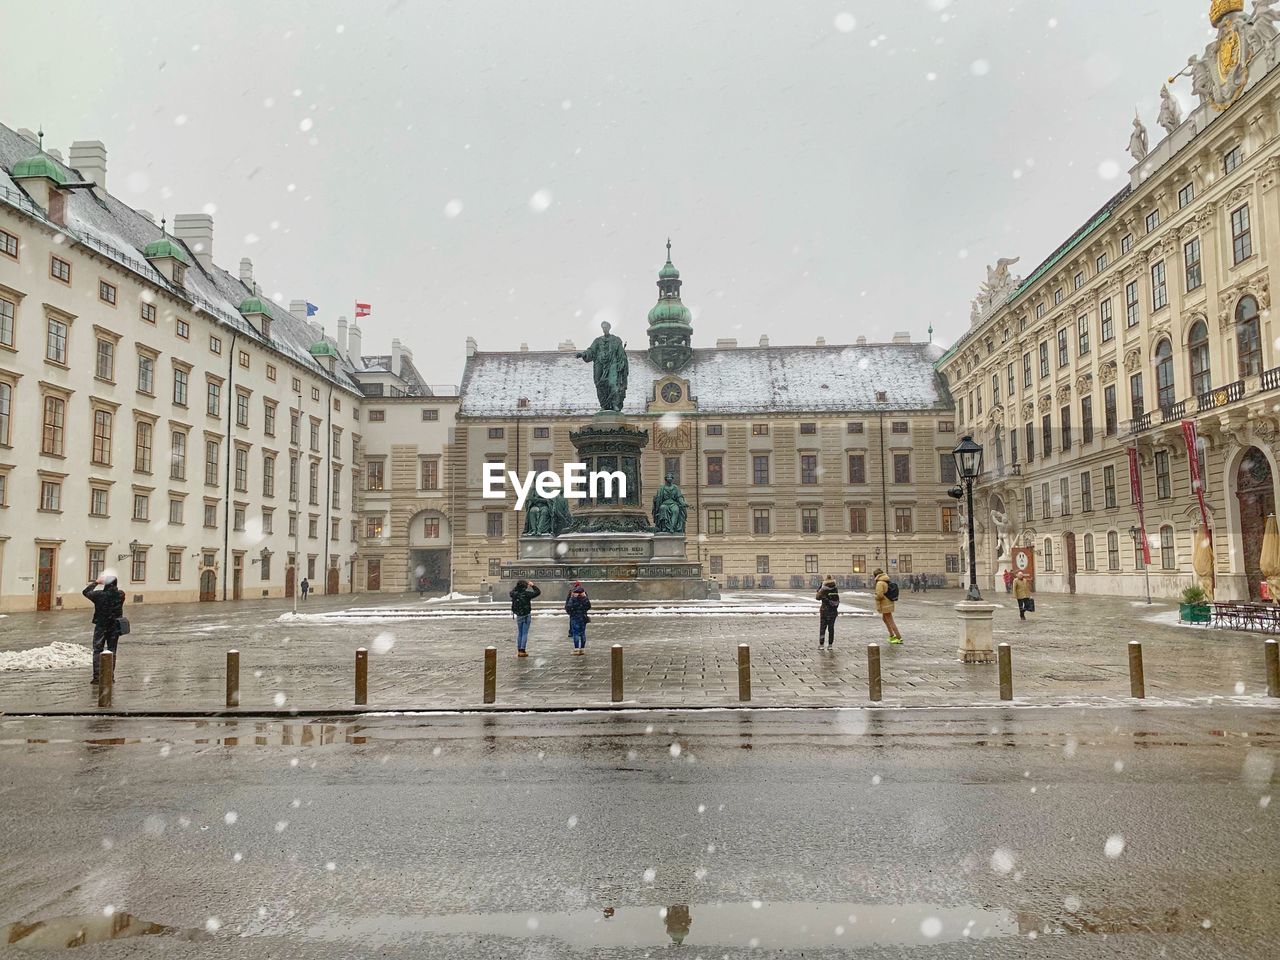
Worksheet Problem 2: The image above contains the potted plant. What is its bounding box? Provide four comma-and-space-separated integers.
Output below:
1179, 585, 1211, 623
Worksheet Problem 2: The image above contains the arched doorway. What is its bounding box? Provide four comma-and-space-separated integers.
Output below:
199, 568, 216, 602
408, 509, 451, 593
1235, 447, 1275, 600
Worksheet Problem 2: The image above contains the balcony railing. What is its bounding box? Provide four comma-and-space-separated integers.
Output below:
1262, 365, 1280, 393
1160, 400, 1187, 423
1129, 412, 1152, 436
1197, 379, 1244, 412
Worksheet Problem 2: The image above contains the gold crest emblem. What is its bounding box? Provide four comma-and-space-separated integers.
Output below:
1218, 25, 1241, 83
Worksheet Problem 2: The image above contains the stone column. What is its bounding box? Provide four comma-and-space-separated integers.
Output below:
955, 600, 998, 663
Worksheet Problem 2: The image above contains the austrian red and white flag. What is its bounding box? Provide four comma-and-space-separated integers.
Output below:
355, 302, 372, 318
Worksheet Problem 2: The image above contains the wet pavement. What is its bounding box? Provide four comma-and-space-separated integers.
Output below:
0, 707, 1276, 957
1, 589, 1277, 713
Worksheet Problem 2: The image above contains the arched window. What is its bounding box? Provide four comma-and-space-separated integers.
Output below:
1107, 530, 1120, 571
1155, 338, 1175, 410
1160, 525, 1176, 570
1237, 295, 1262, 378
1043, 537, 1055, 572
1083, 533, 1096, 571
1188, 320, 1211, 396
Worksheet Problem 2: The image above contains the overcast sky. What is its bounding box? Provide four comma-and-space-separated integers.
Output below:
5, 1, 1217, 385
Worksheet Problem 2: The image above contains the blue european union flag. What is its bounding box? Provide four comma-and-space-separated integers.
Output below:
305, 302, 318, 317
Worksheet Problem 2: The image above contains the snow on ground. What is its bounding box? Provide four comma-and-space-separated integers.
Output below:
424, 592, 477, 603
0, 641, 92, 672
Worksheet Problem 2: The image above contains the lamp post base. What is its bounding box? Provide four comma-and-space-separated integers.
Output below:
955, 601, 998, 663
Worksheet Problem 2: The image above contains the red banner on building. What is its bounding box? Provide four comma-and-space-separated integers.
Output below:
1127, 446, 1152, 565
1180, 419, 1212, 535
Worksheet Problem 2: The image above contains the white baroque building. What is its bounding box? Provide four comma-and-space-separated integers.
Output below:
0, 122, 444, 613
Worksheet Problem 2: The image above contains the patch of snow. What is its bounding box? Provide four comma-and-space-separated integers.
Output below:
0, 641, 91, 671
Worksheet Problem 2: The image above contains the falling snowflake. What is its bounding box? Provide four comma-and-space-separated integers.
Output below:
990, 848, 1015, 874
833, 12, 856, 33
643, 867, 656, 883
529, 189, 553, 213
224, 811, 238, 825
443, 199, 463, 219
372, 632, 395, 654
1104, 835, 1126, 858
920, 917, 942, 938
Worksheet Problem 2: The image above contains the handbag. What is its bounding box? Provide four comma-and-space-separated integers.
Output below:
116, 616, 131, 636
1024, 597, 1035, 613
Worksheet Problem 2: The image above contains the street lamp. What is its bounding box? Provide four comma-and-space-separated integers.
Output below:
952, 435, 984, 602
1129, 525, 1153, 605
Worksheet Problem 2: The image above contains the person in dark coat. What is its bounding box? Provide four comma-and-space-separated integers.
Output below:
509, 579, 541, 657
816, 575, 839, 649
300, 577, 310, 600
83, 575, 125, 684
564, 582, 592, 655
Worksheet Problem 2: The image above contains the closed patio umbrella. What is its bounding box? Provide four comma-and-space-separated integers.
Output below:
1260, 514, 1280, 602
1192, 524, 1215, 601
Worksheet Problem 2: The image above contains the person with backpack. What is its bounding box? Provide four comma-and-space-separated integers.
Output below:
83, 574, 126, 685
564, 582, 592, 655
816, 575, 839, 648
873, 568, 903, 644
509, 579, 541, 657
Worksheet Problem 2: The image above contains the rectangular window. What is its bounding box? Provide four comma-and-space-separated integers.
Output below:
486, 512, 503, 537
709, 555, 723, 575
173, 368, 188, 406
1042, 414, 1052, 457
1104, 384, 1117, 437
368, 410, 385, 422
131, 550, 147, 583
209, 335, 222, 355
308, 462, 319, 504
1155, 450, 1171, 500
891, 421, 909, 434
1024, 485, 1034, 522
1106, 530, 1120, 570
235, 448, 249, 493
893, 453, 911, 484
332, 467, 342, 508
800, 507, 819, 534
800, 422, 817, 435
1041, 481, 1051, 520
366, 459, 384, 491
800, 454, 818, 485
1100, 298, 1114, 342
1161, 527, 1176, 570
945, 554, 960, 574
1104, 465, 1117, 509
1007, 362, 1015, 398
41, 395, 66, 455
752, 455, 769, 485
706, 424, 724, 436
1081, 395, 1094, 444
1184, 236, 1202, 291
1060, 477, 1071, 515
0, 228, 16, 259
752, 508, 771, 534
939, 454, 957, 485
263, 401, 277, 437
94, 338, 116, 381
1025, 421, 1035, 463
236, 392, 249, 427
845, 421, 864, 435
140, 301, 156, 324
1039, 342, 1049, 378
166, 550, 182, 582
1097, 251, 1109, 273
707, 508, 725, 535
1125, 280, 1140, 327
238, 350, 250, 370
991, 372, 1000, 404
1145, 209, 1161, 234
752, 424, 769, 436
133, 492, 149, 521
852, 554, 867, 574
40, 479, 61, 511
1178, 182, 1195, 209
50, 255, 71, 283
894, 507, 913, 533
1054, 288, 1064, 305
169, 429, 186, 480
755, 555, 770, 574
206, 380, 221, 416
98, 279, 117, 305
1061, 405, 1072, 451
1080, 471, 1093, 512
805, 554, 819, 575
487, 427, 504, 440
176, 318, 189, 339
1151, 260, 1168, 311
706, 455, 724, 486
137, 354, 155, 394
310, 421, 320, 451
132, 420, 153, 473
1232, 204, 1253, 264
1010, 428, 1019, 465
1022, 353, 1032, 388
421, 516, 439, 539
941, 505, 958, 533
1224, 144, 1243, 173
169, 497, 184, 524
1130, 373, 1144, 419
898, 554, 913, 574
90, 486, 109, 517
1076, 314, 1089, 357
424, 409, 441, 422
1121, 233, 1134, 255
204, 502, 218, 528
1035, 302, 1046, 319
420, 458, 439, 490
1073, 271, 1084, 290
45, 317, 68, 364
204, 440, 220, 486
0, 296, 13, 347
88, 548, 105, 581
91, 409, 113, 465
849, 507, 867, 533
263, 455, 275, 497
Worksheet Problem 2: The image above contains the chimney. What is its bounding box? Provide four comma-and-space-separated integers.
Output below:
401, 343, 414, 374
715, 338, 738, 349
69, 140, 107, 191
557, 340, 576, 351
173, 213, 213, 270
855, 335, 867, 346
239, 257, 254, 289
337, 316, 349, 356
892, 331, 911, 344
349, 322, 363, 363
289, 299, 309, 322
758, 334, 769, 347
815, 336, 827, 346
520, 342, 530, 352
465, 336, 478, 357
391, 338, 403, 378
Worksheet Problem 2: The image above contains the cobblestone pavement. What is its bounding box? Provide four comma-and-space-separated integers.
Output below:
1, 589, 1277, 713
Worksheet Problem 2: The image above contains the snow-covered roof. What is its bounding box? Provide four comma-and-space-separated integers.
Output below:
459, 342, 953, 417
360, 354, 432, 395
0, 122, 360, 392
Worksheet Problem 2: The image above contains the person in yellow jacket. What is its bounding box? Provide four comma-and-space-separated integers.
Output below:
1013, 571, 1033, 620
873, 568, 903, 644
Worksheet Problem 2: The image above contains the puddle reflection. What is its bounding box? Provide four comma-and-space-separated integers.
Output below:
5, 912, 208, 949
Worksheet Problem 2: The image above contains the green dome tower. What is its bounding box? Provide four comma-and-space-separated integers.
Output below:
646, 239, 693, 372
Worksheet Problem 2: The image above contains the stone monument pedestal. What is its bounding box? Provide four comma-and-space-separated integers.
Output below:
955, 601, 998, 663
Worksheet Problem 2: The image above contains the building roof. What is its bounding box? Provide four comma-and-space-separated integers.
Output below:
459, 342, 952, 417
359, 354, 433, 395
144, 236, 192, 265
0, 121, 361, 393
11, 153, 68, 184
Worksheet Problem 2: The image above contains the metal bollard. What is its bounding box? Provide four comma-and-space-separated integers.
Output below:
997, 643, 1013, 701
611, 644, 624, 703
1265, 639, 1279, 698
98, 651, 114, 708
867, 643, 882, 702
738, 643, 751, 702
483, 646, 497, 704
1128, 640, 1146, 699
355, 648, 368, 706
226, 650, 240, 708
